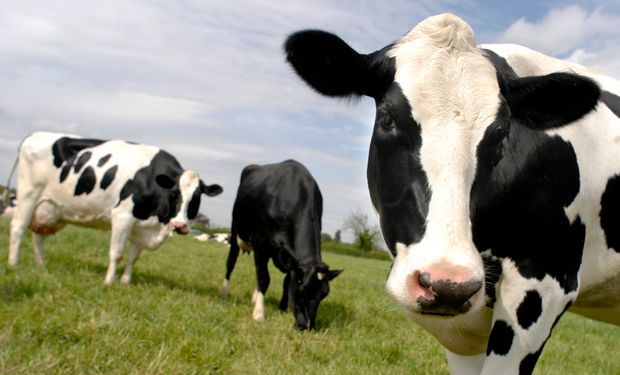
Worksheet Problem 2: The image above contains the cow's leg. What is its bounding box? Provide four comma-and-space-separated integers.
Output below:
445, 350, 484, 375
120, 243, 141, 284
8, 193, 39, 266
252, 250, 270, 322
279, 272, 291, 311
31, 233, 46, 266
104, 218, 134, 285
481, 258, 577, 375
221, 228, 240, 296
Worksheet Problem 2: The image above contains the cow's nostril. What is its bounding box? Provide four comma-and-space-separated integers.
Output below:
419, 272, 432, 289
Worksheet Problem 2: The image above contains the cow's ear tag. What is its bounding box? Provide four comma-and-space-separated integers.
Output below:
155, 174, 175, 189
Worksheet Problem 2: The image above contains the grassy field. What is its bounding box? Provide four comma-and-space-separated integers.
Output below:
0, 220, 618, 374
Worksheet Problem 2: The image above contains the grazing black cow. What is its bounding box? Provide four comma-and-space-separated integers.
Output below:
285, 13, 620, 374
221, 160, 342, 330
8, 131, 223, 284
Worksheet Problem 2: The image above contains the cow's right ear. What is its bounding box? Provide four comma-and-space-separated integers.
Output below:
155, 174, 175, 189
201, 182, 223, 197
284, 30, 393, 99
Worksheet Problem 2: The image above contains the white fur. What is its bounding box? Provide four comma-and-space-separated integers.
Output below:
252, 289, 265, 322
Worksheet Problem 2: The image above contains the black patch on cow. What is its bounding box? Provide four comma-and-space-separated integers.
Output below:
600, 175, 620, 253
486, 320, 514, 356
517, 290, 543, 329
51, 137, 104, 168
367, 83, 430, 255
187, 188, 201, 220
117, 150, 184, 223
73, 151, 92, 174
100, 165, 118, 190
98, 154, 112, 167
74, 166, 96, 196
59, 155, 76, 183
519, 347, 543, 375
472, 109, 585, 293
601, 90, 620, 118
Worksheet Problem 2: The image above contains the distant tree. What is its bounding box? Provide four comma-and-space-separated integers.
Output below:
334, 230, 341, 243
343, 209, 380, 256
321, 233, 333, 242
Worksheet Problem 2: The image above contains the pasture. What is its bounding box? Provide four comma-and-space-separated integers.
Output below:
0, 220, 618, 374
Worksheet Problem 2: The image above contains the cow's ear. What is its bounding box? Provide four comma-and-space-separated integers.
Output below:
201, 182, 223, 197
155, 174, 175, 189
284, 30, 392, 99
504, 72, 600, 130
327, 269, 343, 281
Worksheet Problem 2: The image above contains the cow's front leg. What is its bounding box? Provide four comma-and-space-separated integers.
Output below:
252, 251, 270, 322
481, 259, 576, 375
279, 272, 291, 311
105, 218, 134, 285
120, 243, 141, 284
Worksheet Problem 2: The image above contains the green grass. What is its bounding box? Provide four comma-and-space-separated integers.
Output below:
0, 220, 618, 374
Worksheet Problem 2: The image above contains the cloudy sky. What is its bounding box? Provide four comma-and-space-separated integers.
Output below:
1, 0, 620, 243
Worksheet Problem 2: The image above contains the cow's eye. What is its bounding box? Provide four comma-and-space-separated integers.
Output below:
381, 117, 396, 131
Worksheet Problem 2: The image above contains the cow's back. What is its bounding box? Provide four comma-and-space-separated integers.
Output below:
233, 160, 322, 240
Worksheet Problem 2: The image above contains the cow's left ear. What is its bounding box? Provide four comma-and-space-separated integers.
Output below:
504, 72, 600, 130
155, 174, 176, 189
201, 181, 223, 197
326, 269, 343, 281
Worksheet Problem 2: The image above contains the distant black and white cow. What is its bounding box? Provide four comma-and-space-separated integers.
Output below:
8, 132, 223, 284
221, 160, 342, 330
285, 13, 620, 374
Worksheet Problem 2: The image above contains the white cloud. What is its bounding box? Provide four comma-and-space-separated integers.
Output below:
497, 4, 620, 76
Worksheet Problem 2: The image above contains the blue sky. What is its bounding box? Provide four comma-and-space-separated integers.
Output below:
1, 1, 620, 243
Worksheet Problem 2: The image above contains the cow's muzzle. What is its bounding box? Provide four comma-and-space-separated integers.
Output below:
408, 270, 482, 316
171, 220, 189, 234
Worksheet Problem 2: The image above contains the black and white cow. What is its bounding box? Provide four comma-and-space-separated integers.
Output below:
8, 132, 223, 284
285, 13, 620, 374
221, 160, 342, 330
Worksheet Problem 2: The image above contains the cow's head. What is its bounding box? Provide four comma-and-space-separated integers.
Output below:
155, 170, 223, 234
286, 257, 342, 330
285, 13, 599, 321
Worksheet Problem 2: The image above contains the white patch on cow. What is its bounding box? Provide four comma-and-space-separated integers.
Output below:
252, 289, 265, 322
386, 13, 498, 317
170, 170, 201, 233
237, 235, 253, 253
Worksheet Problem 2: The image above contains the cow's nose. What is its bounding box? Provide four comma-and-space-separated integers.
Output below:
408, 270, 482, 316
171, 220, 189, 234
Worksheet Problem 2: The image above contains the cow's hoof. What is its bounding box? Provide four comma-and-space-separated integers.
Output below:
120, 275, 132, 284
253, 312, 265, 322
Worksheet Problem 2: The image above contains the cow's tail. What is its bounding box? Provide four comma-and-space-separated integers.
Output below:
2, 143, 20, 208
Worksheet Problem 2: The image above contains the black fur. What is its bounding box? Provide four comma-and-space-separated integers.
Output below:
487, 320, 515, 356
600, 175, 620, 253
225, 160, 341, 330
100, 165, 118, 190
74, 166, 96, 196
517, 290, 543, 329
